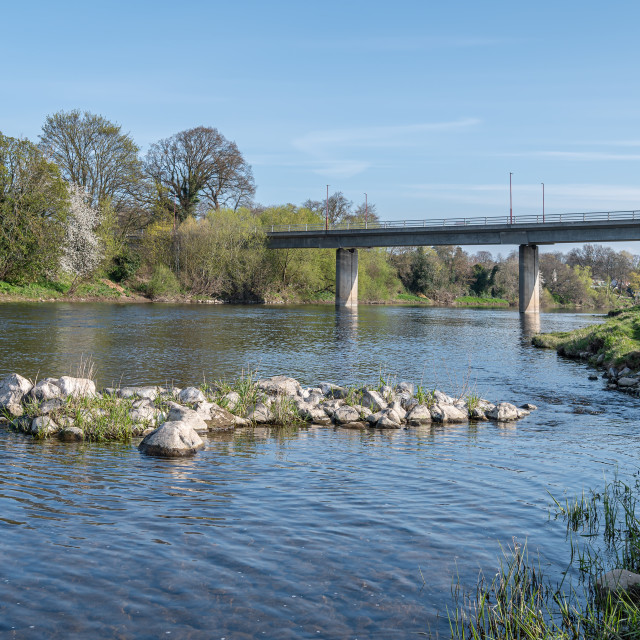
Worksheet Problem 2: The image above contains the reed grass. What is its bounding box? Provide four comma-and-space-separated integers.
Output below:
444, 474, 640, 639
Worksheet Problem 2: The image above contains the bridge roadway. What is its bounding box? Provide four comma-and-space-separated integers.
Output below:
265, 210, 640, 312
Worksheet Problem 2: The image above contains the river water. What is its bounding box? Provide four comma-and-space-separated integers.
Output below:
0, 303, 638, 639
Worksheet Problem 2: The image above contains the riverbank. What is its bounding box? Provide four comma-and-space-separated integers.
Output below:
532, 305, 640, 395
1, 372, 536, 452
0, 278, 518, 307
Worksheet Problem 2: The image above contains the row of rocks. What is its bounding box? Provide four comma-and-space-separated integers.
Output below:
0, 373, 537, 457
567, 351, 640, 397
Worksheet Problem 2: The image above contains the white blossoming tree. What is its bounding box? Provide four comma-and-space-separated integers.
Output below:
61, 184, 103, 292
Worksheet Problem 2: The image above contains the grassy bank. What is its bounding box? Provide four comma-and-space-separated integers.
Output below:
445, 474, 640, 639
532, 305, 640, 370
455, 295, 511, 307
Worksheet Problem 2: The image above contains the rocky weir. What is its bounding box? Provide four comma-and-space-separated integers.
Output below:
0, 373, 536, 457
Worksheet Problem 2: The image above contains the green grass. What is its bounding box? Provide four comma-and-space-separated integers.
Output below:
446, 474, 640, 639
0, 277, 134, 301
455, 295, 511, 307
532, 305, 640, 369
396, 292, 431, 303
0, 279, 67, 299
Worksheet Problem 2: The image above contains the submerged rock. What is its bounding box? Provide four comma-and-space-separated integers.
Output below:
138, 421, 204, 457
58, 426, 84, 442
596, 569, 640, 595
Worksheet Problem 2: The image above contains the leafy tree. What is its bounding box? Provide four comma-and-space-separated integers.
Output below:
40, 110, 143, 214
145, 127, 255, 222
175, 208, 266, 299
0, 133, 68, 283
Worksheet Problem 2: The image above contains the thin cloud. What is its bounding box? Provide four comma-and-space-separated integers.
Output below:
401, 182, 640, 210
294, 118, 481, 152
504, 150, 640, 161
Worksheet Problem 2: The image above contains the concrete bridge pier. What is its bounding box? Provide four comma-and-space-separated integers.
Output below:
336, 248, 358, 306
519, 244, 540, 314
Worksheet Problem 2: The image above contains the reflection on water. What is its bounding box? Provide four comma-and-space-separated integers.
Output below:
0, 303, 637, 638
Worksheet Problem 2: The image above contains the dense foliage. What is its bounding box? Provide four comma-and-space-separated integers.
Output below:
2, 112, 640, 306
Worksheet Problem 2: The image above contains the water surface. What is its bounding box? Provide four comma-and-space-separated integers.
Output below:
0, 304, 637, 638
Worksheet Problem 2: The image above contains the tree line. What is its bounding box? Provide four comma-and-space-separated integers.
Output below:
1, 110, 639, 306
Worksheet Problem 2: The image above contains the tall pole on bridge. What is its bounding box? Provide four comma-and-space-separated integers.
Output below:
364, 192, 368, 225
541, 182, 545, 223
509, 172, 513, 224
326, 184, 330, 231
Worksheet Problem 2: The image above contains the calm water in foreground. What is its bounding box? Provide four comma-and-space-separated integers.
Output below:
0, 303, 638, 639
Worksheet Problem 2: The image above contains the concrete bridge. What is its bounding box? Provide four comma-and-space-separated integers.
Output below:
265, 210, 640, 313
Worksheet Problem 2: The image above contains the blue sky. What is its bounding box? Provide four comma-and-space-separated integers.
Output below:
2, 0, 640, 245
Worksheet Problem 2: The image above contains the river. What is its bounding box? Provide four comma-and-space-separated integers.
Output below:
0, 303, 638, 638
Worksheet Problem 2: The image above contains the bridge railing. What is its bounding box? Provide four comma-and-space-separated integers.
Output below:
265, 209, 640, 233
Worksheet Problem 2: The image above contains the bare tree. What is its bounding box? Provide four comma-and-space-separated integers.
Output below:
145, 126, 255, 222
302, 191, 353, 224
40, 110, 143, 211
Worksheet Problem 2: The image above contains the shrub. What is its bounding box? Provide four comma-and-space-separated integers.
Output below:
147, 265, 180, 298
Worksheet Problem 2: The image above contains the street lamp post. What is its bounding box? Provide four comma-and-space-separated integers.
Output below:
364, 192, 368, 227
509, 172, 513, 224
541, 182, 545, 223
326, 184, 330, 231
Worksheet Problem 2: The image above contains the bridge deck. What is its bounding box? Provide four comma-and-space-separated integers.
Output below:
265, 210, 640, 249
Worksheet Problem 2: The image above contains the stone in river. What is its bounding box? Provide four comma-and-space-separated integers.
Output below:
0, 373, 33, 417
166, 405, 208, 432
58, 426, 84, 442
30, 379, 61, 402
486, 402, 525, 421
30, 416, 59, 436
359, 389, 387, 412
257, 376, 302, 397
596, 569, 640, 595
430, 403, 468, 423
333, 405, 361, 425
138, 421, 204, 457
178, 387, 207, 404
375, 409, 403, 429
406, 404, 432, 425
54, 376, 96, 399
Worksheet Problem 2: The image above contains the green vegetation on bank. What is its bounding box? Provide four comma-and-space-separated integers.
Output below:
2, 110, 640, 307
455, 295, 510, 307
532, 305, 640, 369
446, 475, 640, 639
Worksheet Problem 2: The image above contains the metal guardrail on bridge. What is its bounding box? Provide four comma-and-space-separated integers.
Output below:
265, 210, 640, 234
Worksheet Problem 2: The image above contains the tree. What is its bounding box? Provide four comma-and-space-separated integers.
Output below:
60, 184, 103, 292
0, 132, 68, 283
302, 191, 353, 225
40, 110, 143, 214
145, 126, 255, 222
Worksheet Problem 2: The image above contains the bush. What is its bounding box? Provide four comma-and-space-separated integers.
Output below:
109, 249, 141, 282
147, 265, 180, 298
